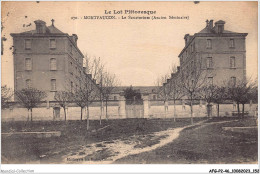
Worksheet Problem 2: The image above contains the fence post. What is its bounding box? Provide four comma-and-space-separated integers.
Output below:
142, 94, 149, 118
119, 92, 126, 118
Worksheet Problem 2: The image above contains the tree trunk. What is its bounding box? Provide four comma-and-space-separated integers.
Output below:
190, 99, 193, 125
106, 99, 108, 120
30, 108, 33, 122
100, 100, 103, 125
242, 103, 245, 118
80, 107, 83, 121
87, 105, 90, 130
173, 100, 176, 122
237, 102, 240, 118
207, 104, 210, 118
27, 109, 30, 122
64, 107, 67, 121
217, 104, 220, 117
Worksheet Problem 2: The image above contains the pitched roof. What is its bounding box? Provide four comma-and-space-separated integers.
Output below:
21, 25, 64, 34
111, 86, 158, 94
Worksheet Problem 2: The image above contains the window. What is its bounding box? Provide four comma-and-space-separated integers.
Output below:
208, 77, 213, 85
206, 57, 213, 68
153, 95, 156, 100
218, 25, 223, 33
114, 96, 117, 100
26, 79, 31, 88
51, 79, 56, 91
70, 62, 73, 74
25, 39, 31, 49
50, 39, 56, 49
50, 58, 57, 70
25, 58, 32, 70
229, 39, 235, 48
206, 39, 212, 49
70, 45, 72, 53
230, 57, 235, 68
231, 77, 236, 86
71, 81, 73, 92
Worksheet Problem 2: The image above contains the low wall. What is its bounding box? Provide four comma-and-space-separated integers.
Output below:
149, 104, 257, 118
1, 103, 257, 122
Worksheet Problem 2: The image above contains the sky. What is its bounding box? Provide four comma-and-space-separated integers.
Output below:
1, 1, 258, 88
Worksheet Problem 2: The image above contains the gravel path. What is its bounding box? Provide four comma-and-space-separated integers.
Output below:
62, 120, 213, 164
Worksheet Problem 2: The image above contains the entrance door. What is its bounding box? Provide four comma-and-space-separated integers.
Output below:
125, 99, 144, 118
53, 107, 60, 119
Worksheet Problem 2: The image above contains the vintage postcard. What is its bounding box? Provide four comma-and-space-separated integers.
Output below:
1, 1, 258, 173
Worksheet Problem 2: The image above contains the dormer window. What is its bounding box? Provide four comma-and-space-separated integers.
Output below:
218, 25, 224, 33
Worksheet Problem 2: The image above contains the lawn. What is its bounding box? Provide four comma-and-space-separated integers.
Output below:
116, 117, 258, 164
1, 117, 206, 164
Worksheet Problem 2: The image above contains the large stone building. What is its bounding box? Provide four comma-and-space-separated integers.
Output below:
11, 19, 99, 101
163, 19, 248, 98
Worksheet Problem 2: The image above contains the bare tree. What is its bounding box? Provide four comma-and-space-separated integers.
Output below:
102, 71, 120, 120
74, 73, 100, 130
1, 85, 13, 109
167, 76, 184, 122
84, 54, 105, 125
84, 54, 105, 82
227, 78, 257, 118
15, 88, 46, 122
199, 84, 225, 117
181, 58, 208, 124
54, 91, 73, 121
155, 63, 177, 101
212, 86, 227, 117
74, 89, 88, 122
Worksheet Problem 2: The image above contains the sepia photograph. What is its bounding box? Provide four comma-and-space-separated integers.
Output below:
1, 0, 259, 173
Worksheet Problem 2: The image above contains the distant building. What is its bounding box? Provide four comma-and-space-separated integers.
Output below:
11, 19, 99, 101
109, 86, 159, 101
164, 19, 248, 98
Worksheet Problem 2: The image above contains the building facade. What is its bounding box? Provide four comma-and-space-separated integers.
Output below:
11, 19, 99, 101
163, 19, 248, 98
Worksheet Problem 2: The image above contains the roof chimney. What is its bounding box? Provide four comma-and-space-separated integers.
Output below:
205, 19, 209, 27
208, 20, 213, 29
51, 19, 55, 26
72, 34, 78, 46
34, 20, 47, 34
184, 34, 190, 46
